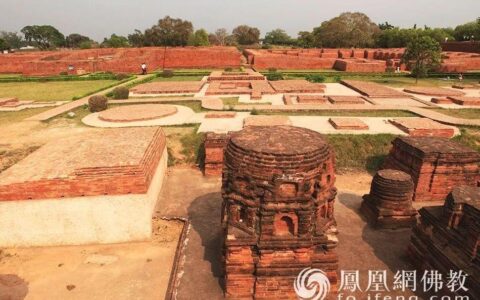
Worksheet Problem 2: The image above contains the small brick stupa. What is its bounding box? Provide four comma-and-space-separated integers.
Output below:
408, 186, 480, 298
221, 126, 338, 299
382, 136, 480, 201
361, 169, 418, 229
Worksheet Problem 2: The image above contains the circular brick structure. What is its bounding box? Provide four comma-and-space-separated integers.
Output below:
222, 126, 338, 299
98, 104, 178, 123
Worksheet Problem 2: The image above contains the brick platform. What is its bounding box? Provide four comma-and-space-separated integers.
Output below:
204, 111, 237, 119
329, 118, 369, 130
0, 47, 241, 76
327, 96, 366, 104
403, 87, 465, 97
333, 59, 386, 72
130, 81, 205, 94
296, 95, 328, 104
0, 128, 166, 201
408, 186, 479, 299
361, 169, 417, 229
222, 126, 338, 299
205, 81, 275, 99
207, 69, 265, 81
431, 97, 455, 104
382, 137, 480, 201
341, 80, 409, 98
203, 132, 230, 176
389, 118, 455, 138
98, 104, 177, 122
447, 96, 480, 106
268, 80, 325, 93
243, 115, 291, 127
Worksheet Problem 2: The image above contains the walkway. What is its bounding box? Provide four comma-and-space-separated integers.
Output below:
26, 75, 153, 121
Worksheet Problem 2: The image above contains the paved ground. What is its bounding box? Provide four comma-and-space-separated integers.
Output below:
0, 218, 183, 300
155, 167, 436, 299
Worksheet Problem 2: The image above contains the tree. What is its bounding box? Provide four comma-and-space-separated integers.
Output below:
401, 35, 442, 83
0, 31, 23, 49
297, 31, 315, 48
101, 34, 129, 48
0, 38, 9, 51
210, 28, 229, 46
453, 20, 480, 41
189, 29, 210, 46
232, 25, 260, 45
21, 25, 65, 50
65, 33, 92, 48
379, 22, 394, 30
263, 29, 293, 46
312, 12, 380, 48
144, 16, 193, 46
128, 29, 145, 47
376, 27, 454, 48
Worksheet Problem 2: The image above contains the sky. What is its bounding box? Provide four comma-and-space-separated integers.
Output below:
1, 0, 479, 42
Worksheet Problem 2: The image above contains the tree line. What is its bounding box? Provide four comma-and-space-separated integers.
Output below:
1, 13, 479, 51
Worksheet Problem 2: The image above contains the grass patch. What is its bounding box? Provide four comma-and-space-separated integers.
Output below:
221, 97, 240, 107
161, 100, 205, 112
453, 127, 480, 152
257, 110, 416, 117
0, 107, 52, 126
326, 134, 396, 173
162, 125, 205, 166
0, 80, 118, 102
430, 108, 480, 120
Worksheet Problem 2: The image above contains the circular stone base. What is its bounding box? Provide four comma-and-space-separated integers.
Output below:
98, 104, 178, 123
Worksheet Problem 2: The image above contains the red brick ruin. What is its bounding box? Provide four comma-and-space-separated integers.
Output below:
361, 169, 417, 229
221, 126, 338, 299
382, 136, 480, 202
408, 186, 480, 299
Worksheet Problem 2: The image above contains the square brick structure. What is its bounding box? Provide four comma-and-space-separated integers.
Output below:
341, 80, 410, 98
329, 118, 369, 130
333, 59, 386, 72
408, 186, 480, 299
295, 95, 328, 104
389, 118, 456, 138
203, 132, 231, 176
207, 69, 265, 81
382, 137, 480, 201
0, 128, 168, 246
243, 115, 291, 127
130, 81, 205, 94
268, 80, 325, 93
205, 80, 275, 99
222, 126, 338, 299
361, 169, 417, 229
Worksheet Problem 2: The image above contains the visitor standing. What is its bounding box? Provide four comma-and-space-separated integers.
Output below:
141, 63, 147, 75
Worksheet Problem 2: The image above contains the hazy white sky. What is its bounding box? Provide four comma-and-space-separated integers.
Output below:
1, 0, 479, 41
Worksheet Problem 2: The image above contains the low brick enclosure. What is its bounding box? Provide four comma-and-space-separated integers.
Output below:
130, 81, 205, 94
431, 97, 455, 104
341, 80, 409, 98
205, 80, 275, 99
389, 118, 456, 138
329, 118, 369, 130
222, 126, 338, 299
327, 95, 366, 104
98, 104, 178, 122
439, 51, 480, 72
403, 86, 465, 97
268, 80, 325, 93
361, 169, 417, 229
0, 47, 241, 76
207, 69, 265, 81
382, 136, 480, 202
203, 132, 230, 176
0, 128, 168, 246
447, 96, 480, 106
408, 186, 480, 299
442, 41, 480, 53
294, 94, 328, 104
333, 58, 386, 72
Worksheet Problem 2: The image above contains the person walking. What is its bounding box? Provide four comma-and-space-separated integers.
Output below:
141, 63, 147, 75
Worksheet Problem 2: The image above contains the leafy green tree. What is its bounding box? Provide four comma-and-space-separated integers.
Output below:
453, 20, 480, 41
296, 31, 315, 48
101, 34, 129, 48
312, 12, 380, 48
0, 31, 23, 49
401, 35, 442, 83
379, 22, 394, 30
263, 29, 293, 45
66, 33, 92, 48
376, 28, 454, 48
21, 25, 65, 50
128, 29, 145, 47
144, 16, 193, 46
189, 29, 210, 46
232, 25, 260, 45
0, 38, 9, 51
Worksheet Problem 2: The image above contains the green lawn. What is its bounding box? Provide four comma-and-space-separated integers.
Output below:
0, 80, 118, 102
453, 127, 480, 152
431, 108, 480, 120
0, 107, 52, 126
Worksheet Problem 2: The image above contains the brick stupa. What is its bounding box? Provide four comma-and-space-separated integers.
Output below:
221, 126, 338, 299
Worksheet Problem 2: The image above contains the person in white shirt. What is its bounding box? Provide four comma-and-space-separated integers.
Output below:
141, 63, 147, 75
